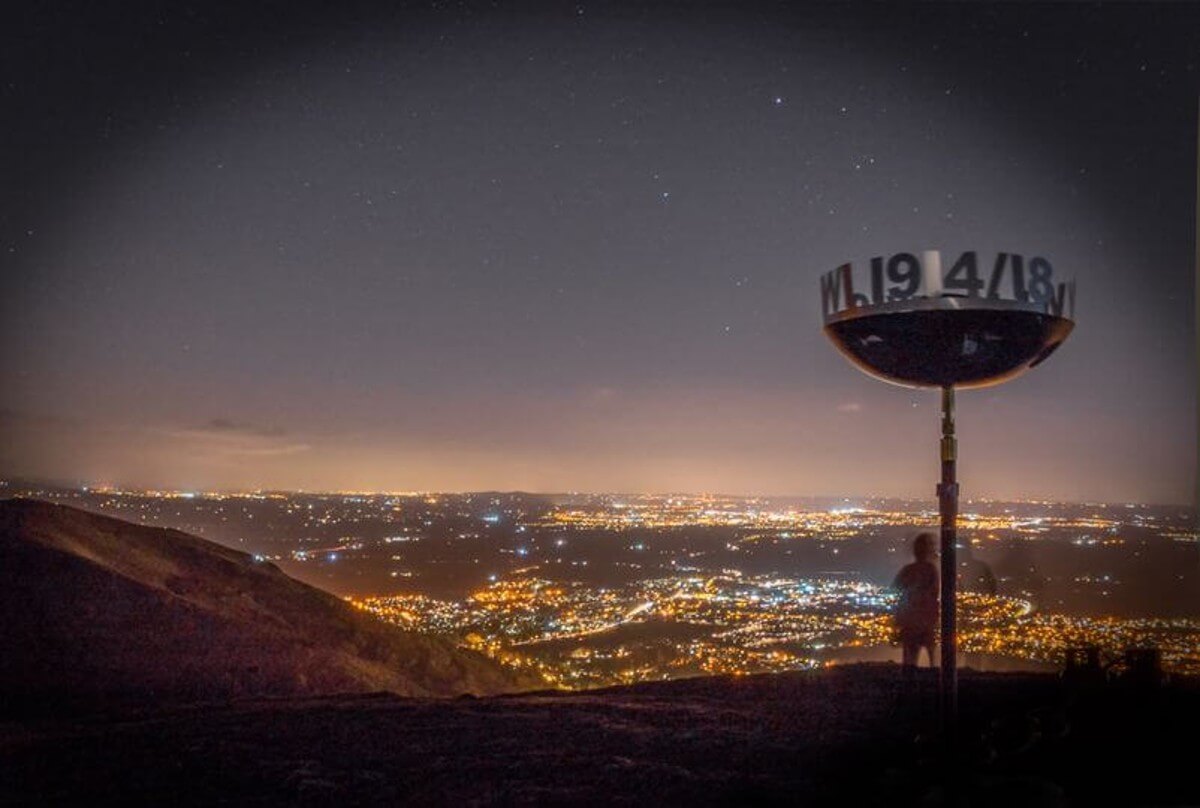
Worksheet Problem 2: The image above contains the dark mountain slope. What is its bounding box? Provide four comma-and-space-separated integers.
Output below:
0, 498, 542, 708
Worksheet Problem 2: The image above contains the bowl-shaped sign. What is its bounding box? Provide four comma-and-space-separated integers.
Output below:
820, 250, 1075, 389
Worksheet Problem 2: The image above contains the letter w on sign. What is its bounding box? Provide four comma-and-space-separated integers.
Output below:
821, 264, 852, 318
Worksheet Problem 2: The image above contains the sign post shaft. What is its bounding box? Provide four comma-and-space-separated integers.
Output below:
938, 385, 958, 742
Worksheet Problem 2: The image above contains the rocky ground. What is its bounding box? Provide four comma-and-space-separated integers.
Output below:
3, 664, 1197, 806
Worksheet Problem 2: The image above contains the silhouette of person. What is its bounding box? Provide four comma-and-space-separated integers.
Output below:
957, 539, 997, 595
957, 539, 996, 670
996, 538, 1045, 607
892, 532, 939, 671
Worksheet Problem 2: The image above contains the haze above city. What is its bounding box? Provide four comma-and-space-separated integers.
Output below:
2, 3, 1197, 504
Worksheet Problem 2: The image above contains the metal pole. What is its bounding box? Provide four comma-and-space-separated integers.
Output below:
1193, 96, 1199, 525
938, 385, 958, 741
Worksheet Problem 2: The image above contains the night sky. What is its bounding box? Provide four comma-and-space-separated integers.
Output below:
2, 2, 1197, 503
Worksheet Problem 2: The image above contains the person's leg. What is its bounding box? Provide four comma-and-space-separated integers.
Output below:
901, 639, 917, 669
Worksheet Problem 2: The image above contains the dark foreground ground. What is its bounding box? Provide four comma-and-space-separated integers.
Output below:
2, 664, 1197, 806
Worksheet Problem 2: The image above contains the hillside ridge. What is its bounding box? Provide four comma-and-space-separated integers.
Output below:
0, 498, 542, 708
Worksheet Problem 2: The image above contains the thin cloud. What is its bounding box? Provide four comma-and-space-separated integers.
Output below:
156, 422, 309, 457
199, 418, 286, 438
